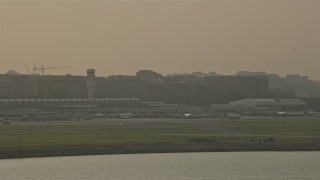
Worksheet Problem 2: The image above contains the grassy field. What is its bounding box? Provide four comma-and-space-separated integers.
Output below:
0, 117, 320, 158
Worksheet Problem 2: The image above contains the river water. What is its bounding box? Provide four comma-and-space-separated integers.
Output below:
0, 152, 319, 180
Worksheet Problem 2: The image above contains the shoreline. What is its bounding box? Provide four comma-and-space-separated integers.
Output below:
1, 142, 319, 160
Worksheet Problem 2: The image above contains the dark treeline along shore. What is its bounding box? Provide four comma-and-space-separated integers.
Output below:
0, 117, 319, 159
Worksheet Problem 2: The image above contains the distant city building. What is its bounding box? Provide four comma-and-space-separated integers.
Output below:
163, 75, 198, 84
203, 75, 269, 99
0, 74, 87, 98
143, 75, 270, 106
236, 71, 320, 97
286, 74, 309, 81
2, 69, 318, 107
236, 71, 268, 77
167, 71, 218, 79
95, 75, 147, 99
191, 71, 218, 78
267, 89, 295, 98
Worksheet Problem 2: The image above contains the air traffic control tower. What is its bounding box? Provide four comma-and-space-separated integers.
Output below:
86, 68, 96, 99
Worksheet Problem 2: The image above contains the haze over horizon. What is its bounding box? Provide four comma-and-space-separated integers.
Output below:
1, 0, 319, 79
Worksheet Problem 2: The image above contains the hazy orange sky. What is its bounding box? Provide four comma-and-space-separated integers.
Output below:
1, 0, 320, 79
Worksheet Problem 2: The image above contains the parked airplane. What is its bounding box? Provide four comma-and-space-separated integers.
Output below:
93, 113, 105, 118
225, 112, 241, 119
119, 112, 135, 119
276, 111, 287, 116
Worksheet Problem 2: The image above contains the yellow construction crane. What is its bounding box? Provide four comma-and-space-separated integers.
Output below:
33, 65, 71, 75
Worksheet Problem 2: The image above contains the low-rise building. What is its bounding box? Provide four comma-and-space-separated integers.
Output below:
229, 98, 306, 112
